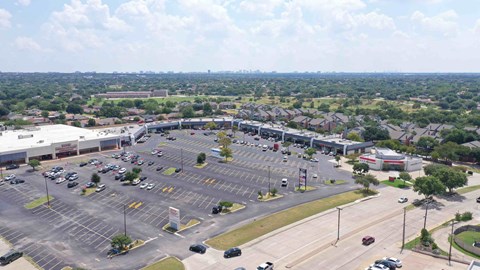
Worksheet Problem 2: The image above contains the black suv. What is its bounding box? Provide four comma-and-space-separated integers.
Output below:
5, 164, 19, 170
374, 259, 397, 270
0, 250, 23, 265
67, 182, 78, 188
189, 244, 206, 254
223, 247, 242, 258
212, 205, 223, 214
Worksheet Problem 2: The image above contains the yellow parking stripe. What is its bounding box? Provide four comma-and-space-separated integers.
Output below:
129, 202, 137, 208
168, 187, 174, 193
163, 187, 169, 192
134, 202, 143, 209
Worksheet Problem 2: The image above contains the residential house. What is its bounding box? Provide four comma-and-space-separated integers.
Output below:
462, 140, 480, 149
219, 102, 235, 109
96, 117, 121, 126
291, 116, 311, 129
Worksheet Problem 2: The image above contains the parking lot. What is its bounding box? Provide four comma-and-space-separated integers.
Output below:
0, 128, 356, 269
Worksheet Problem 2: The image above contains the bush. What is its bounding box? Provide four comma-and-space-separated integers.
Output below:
461, 211, 473, 221
455, 212, 462, 222
431, 242, 438, 250
270, 188, 278, 197
257, 191, 263, 199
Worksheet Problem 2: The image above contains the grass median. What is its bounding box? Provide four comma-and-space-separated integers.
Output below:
142, 256, 185, 270
206, 189, 369, 250
24, 195, 54, 209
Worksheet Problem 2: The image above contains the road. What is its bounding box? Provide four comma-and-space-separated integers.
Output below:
183, 173, 480, 270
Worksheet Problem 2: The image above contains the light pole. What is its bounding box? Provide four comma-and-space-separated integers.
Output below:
43, 175, 51, 208
448, 218, 455, 265
181, 149, 184, 172
423, 201, 429, 229
268, 165, 271, 195
401, 207, 406, 252
336, 207, 342, 241
124, 204, 127, 236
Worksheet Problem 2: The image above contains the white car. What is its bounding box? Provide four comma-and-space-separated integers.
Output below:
139, 183, 148, 189
151, 150, 158, 155
310, 158, 319, 162
118, 168, 127, 174
5, 174, 16, 181
365, 264, 389, 270
398, 197, 408, 203
55, 177, 66, 184
312, 173, 318, 178
146, 183, 155, 190
95, 184, 106, 192
383, 257, 402, 268
131, 179, 140, 185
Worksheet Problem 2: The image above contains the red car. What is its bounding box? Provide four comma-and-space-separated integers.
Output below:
362, 236, 375, 245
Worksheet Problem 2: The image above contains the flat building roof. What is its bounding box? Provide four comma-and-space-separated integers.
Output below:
0, 124, 119, 153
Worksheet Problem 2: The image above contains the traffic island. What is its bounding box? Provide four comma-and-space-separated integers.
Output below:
194, 162, 208, 169
162, 219, 201, 234
295, 186, 316, 192
257, 193, 283, 202
81, 187, 96, 196
220, 203, 245, 215
24, 196, 54, 209
324, 179, 346, 185
163, 167, 176, 175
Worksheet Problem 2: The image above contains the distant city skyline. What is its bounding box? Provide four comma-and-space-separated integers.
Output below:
1, 0, 479, 73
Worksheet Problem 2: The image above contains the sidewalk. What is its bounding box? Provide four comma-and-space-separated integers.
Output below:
432, 218, 480, 262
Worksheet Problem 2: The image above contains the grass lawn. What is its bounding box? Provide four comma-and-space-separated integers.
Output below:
221, 203, 245, 214
381, 179, 412, 189
163, 219, 200, 233
206, 189, 370, 250
24, 196, 54, 209
82, 187, 96, 196
141, 257, 185, 270
163, 167, 176, 175
451, 233, 480, 259
404, 222, 450, 254
324, 180, 347, 186
457, 185, 480, 195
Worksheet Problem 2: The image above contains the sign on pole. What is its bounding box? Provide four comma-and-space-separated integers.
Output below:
299, 168, 307, 189
169, 207, 181, 230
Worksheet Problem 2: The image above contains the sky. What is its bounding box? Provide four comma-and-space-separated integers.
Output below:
0, 0, 479, 73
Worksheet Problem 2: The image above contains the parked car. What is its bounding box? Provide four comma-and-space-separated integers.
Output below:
95, 184, 106, 192
156, 166, 163, 171
398, 197, 408, 203
118, 168, 127, 174
365, 264, 389, 270
374, 259, 397, 270
131, 179, 141, 185
189, 244, 206, 254
281, 178, 288, 187
79, 162, 88, 167
0, 250, 23, 265
383, 257, 402, 268
55, 177, 67, 184
212, 205, 223, 214
175, 168, 182, 173
477, 197, 480, 203
85, 182, 95, 188
5, 174, 16, 181
140, 176, 147, 181
10, 179, 25, 185
223, 247, 242, 258
362, 236, 375, 245
67, 182, 78, 188
115, 174, 123, 180
146, 183, 155, 190
5, 164, 19, 170
312, 173, 318, 178
148, 161, 155, 166
139, 183, 148, 189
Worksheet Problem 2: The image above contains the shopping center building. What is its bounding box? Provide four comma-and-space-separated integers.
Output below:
359, 148, 422, 172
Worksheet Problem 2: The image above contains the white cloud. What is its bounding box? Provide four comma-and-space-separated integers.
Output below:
294, 0, 366, 13
411, 10, 458, 36
17, 0, 31, 6
355, 11, 396, 30
0, 8, 12, 28
14, 37, 42, 51
474, 19, 480, 34
238, 0, 283, 17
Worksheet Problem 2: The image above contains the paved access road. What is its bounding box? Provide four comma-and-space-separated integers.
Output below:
183, 173, 480, 270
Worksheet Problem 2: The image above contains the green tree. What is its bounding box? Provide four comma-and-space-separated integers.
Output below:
398, 172, 412, 186
413, 176, 445, 199
91, 173, 101, 186
66, 104, 84, 114
220, 147, 233, 162
205, 122, 217, 130
87, 118, 96, 127
363, 126, 390, 141
132, 167, 142, 175
124, 171, 136, 182
41, 110, 49, 119
218, 201, 233, 208
304, 147, 316, 159
353, 162, 369, 174
203, 102, 213, 115
231, 125, 238, 137
346, 132, 364, 142
270, 187, 278, 197
416, 137, 439, 151
354, 174, 379, 192
423, 163, 448, 176
286, 121, 299, 129
432, 167, 468, 193
111, 234, 132, 250
28, 159, 41, 171
181, 105, 195, 118
197, 152, 206, 164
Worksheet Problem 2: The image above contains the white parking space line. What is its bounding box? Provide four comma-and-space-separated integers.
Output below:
205, 197, 216, 209
192, 194, 204, 206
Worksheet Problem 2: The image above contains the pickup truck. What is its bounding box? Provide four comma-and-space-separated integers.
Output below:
257, 262, 274, 270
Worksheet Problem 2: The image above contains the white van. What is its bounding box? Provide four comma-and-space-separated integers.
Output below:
262, 145, 268, 151
283, 156, 288, 162
281, 178, 288, 187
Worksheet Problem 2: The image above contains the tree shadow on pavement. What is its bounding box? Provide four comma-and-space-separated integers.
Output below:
437, 192, 466, 203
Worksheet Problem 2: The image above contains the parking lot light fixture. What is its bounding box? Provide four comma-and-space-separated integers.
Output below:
268, 165, 271, 196
336, 207, 342, 241
423, 201, 429, 229
44, 175, 51, 208
124, 204, 127, 236
181, 149, 184, 172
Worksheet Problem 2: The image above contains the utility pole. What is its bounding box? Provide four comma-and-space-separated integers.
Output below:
337, 207, 342, 241
124, 204, 127, 236
44, 175, 51, 208
423, 202, 429, 229
401, 207, 406, 252
448, 219, 455, 265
